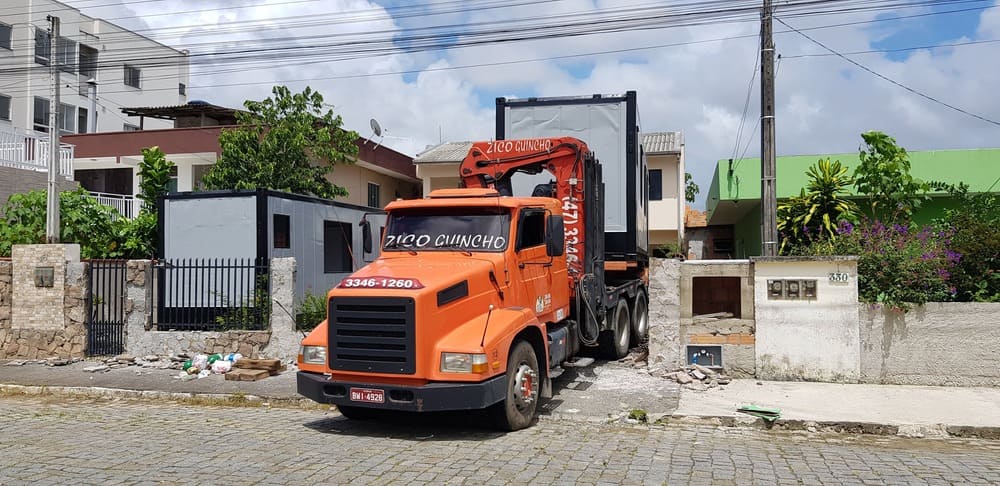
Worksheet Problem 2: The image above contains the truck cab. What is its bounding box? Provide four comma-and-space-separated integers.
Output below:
297, 188, 572, 430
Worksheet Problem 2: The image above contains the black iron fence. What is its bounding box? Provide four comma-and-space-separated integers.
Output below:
86, 260, 128, 356
153, 258, 270, 331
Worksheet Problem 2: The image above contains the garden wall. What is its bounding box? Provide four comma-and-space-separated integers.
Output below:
860, 303, 1000, 387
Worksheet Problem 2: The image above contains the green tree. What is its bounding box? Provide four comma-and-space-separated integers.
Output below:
201, 85, 359, 198
777, 158, 858, 253
685, 172, 699, 203
119, 146, 176, 258
853, 131, 928, 223
0, 189, 123, 258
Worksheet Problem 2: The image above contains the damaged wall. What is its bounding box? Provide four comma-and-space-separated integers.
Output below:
860, 303, 1000, 387
647, 258, 682, 371
678, 261, 755, 377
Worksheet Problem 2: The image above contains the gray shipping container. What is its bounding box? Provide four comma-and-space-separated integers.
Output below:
160, 189, 385, 305
495, 91, 648, 262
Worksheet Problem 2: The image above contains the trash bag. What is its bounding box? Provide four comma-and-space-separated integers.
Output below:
182, 359, 193, 371
192, 354, 209, 370
207, 354, 222, 365
211, 360, 232, 374
225, 353, 243, 363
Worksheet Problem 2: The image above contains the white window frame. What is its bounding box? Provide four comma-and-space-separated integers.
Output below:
0, 22, 12, 51
0, 94, 11, 121
124, 64, 141, 89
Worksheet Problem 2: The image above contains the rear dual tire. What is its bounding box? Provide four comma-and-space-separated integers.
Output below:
598, 299, 631, 359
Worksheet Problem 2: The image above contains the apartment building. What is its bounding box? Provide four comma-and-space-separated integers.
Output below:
0, 0, 189, 136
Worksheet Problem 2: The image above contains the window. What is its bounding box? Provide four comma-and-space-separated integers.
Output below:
124, 64, 141, 88
57, 103, 74, 134
56, 37, 76, 73
34, 28, 50, 65
167, 166, 178, 192
367, 182, 380, 208
273, 214, 290, 249
0, 94, 10, 121
516, 209, 546, 251
178, 83, 186, 96
79, 45, 98, 94
77, 107, 88, 134
323, 221, 353, 273
0, 22, 11, 50
33, 97, 49, 132
649, 168, 663, 201
123, 123, 140, 132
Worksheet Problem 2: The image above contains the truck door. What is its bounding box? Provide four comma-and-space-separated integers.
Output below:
515, 208, 552, 316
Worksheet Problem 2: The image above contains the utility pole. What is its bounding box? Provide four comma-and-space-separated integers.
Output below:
45, 15, 61, 243
759, 0, 778, 256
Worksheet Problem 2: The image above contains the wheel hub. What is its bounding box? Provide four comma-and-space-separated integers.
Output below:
513, 364, 538, 408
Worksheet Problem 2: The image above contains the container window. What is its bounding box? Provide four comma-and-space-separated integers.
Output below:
273, 214, 290, 249
324, 221, 353, 273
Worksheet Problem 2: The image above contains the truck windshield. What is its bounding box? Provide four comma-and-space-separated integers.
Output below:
383, 207, 510, 252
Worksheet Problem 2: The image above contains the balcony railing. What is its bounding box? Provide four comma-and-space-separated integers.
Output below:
0, 126, 74, 179
89, 192, 140, 220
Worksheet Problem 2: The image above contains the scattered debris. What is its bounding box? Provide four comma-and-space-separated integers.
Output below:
46, 358, 71, 367
5, 360, 27, 366
83, 364, 109, 373
224, 358, 286, 382
649, 364, 732, 390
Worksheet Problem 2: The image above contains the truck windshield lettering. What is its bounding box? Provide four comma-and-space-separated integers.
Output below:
383, 209, 510, 252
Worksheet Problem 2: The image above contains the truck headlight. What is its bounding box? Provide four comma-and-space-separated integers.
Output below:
441, 353, 488, 373
301, 345, 327, 365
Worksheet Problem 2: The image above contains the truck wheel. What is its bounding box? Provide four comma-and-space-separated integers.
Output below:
490, 340, 540, 431
631, 291, 649, 344
337, 405, 380, 420
598, 299, 631, 359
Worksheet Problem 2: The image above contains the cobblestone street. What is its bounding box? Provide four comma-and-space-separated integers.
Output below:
0, 397, 997, 485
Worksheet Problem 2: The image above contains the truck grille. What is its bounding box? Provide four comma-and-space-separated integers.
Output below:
328, 297, 416, 374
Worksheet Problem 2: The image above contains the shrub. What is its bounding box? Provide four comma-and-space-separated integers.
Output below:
799, 219, 958, 311
0, 189, 124, 258
296, 291, 328, 332
935, 186, 1000, 302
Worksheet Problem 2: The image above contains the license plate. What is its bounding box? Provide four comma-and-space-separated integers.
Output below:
349, 387, 385, 403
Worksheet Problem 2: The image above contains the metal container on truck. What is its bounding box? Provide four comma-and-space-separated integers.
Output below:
495, 91, 648, 264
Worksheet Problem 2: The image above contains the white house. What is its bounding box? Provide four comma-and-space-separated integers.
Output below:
0, 0, 189, 136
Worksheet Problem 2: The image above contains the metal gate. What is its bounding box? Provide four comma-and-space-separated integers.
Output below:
86, 260, 128, 356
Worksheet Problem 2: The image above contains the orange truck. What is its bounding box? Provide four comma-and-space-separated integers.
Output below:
298, 94, 649, 430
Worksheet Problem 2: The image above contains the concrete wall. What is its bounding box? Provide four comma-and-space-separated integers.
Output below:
647, 258, 682, 371
860, 303, 1000, 387
0, 166, 79, 215
1, 245, 87, 359
754, 256, 860, 382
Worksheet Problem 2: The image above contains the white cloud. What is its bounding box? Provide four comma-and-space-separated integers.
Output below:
71, 0, 1000, 207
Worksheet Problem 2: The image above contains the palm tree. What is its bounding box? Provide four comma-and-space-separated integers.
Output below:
777, 158, 859, 253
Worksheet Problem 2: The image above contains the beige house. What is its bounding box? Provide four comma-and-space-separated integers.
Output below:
63, 103, 419, 218
413, 132, 685, 248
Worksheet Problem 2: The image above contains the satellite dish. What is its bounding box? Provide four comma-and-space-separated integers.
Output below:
370, 118, 383, 137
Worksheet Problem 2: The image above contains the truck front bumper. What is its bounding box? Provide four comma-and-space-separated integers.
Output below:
297, 371, 507, 412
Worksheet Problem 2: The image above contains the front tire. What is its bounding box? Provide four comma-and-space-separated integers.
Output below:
598, 299, 631, 359
490, 340, 540, 431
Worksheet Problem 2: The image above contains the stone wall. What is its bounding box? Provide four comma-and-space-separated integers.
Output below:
860, 303, 1000, 387
1, 245, 87, 359
126, 257, 299, 361
647, 258, 682, 371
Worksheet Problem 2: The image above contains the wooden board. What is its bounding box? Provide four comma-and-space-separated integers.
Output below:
234, 358, 281, 371
225, 368, 270, 381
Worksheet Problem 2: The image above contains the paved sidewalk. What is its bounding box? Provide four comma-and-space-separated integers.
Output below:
3, 359, 998, 438
676, 379, 1000, 437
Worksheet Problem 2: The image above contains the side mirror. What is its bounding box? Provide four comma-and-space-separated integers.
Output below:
545, 215, 564, 257
360, 218, 373, 254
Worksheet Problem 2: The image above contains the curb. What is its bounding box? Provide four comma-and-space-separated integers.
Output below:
0, 383, 315, 408
668, 414, 1000, 440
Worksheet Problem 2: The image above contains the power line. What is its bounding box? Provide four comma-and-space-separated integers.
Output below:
776, 16, 1000, 128
782, 37, 1000, 58
731, 35, 761, 164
